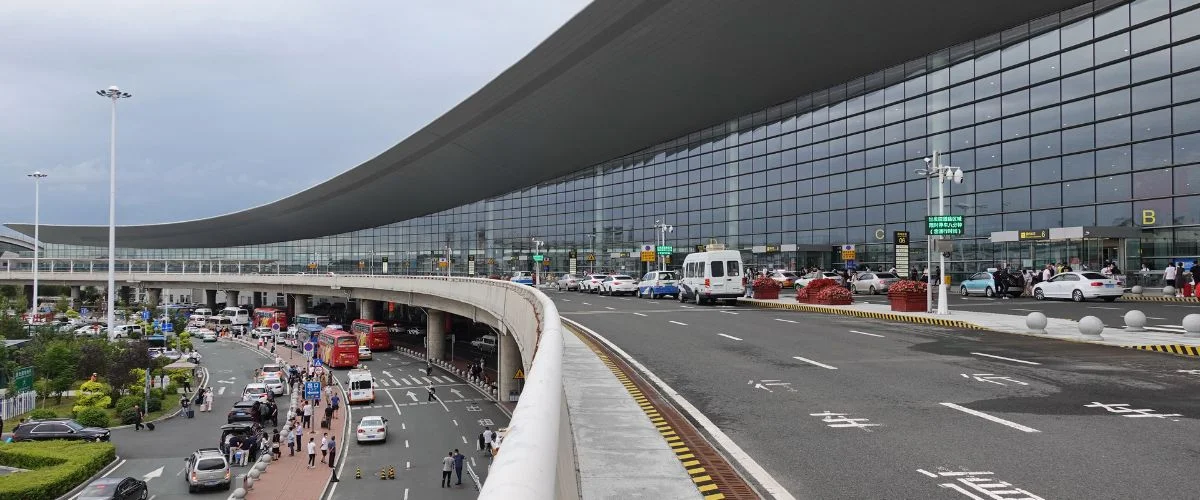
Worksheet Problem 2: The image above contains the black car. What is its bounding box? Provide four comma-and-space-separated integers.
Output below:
226, 401, 262, 424
11, 418, 110, 442
219, 422, 264, 453
77, 476, 147, 500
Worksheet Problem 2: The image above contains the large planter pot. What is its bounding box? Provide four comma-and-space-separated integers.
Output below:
753, 287, 781, 300
888, 291, 928, 312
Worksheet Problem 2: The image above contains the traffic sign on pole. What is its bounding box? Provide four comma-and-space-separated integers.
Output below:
271, 322, 281, 332
304, 381, 321, 400
14, 366, 33, 393
141, 310, 151, 321
303, 341, 315, 353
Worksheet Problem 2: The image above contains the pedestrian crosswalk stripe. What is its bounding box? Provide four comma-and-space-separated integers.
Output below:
378, 379, 390, 387
391, 379, 401, 386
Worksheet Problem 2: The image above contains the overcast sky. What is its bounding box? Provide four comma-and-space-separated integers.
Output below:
0, 1, 589, 229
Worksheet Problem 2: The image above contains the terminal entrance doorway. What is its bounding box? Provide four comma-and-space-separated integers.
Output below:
989, 226, 1141, 274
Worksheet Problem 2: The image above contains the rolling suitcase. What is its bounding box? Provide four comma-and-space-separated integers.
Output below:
145, 422, 156, 431
186, 408, 195, 419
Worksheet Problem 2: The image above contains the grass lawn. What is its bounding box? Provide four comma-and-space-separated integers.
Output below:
2, 396, 175, 433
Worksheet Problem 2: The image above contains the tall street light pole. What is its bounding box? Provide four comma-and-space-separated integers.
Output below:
97, 86, 131, 338
916, 150, 964, 316
654, 220, 673, 272
27, 172, 48, 321
531, 239, 544, 286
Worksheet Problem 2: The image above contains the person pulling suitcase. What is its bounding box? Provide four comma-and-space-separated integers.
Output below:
180, 395, 194, 419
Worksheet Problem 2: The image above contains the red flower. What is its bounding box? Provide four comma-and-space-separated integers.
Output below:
804, 278, 838, 291
888, 280, 927, 294
752, 276, 782, 290
815, 287, 852, 301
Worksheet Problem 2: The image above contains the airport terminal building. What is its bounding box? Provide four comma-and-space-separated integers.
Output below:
7, 0, 1200, 283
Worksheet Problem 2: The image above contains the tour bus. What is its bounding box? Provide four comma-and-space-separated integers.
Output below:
219, 307, 251, 327
677, 244, 745, 305
189, 308, 212, 327
205, 316, 234, 332
295, 313, 331, 343
347, 368, 375, 404
317, 329, 360, 368
253, 307, 289, 330
351, 319, 392, 351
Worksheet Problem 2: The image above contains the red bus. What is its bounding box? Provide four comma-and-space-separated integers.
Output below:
351, 319, 392, 351
253, 308, 289, 330
317, 329, 359, 368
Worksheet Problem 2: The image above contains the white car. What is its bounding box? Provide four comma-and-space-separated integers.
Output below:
261, 364, 284, 380
851, 272, 901, 295
201, 330, 218, 342
1032, 272, 1122, 302
599, 275, 638, 296
471, 335, 497, 353
796, 271, 845, 288
555, 274, 580, 291
262, 375, 286, 396
356, 415, 388, 443
251, 326, 274, 339
358, 345, 373, 360
242, 383, 271, 403
579, 274, 608, 293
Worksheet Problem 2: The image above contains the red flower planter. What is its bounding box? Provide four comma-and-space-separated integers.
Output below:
753, 287, 780, 300
887, 290, 928, 312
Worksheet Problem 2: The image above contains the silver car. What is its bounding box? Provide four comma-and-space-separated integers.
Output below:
555, 273, 581, 291
184, 448, 231, 492
851, 272, 901, 294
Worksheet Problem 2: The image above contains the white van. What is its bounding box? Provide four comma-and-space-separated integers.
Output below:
110, 324, 144, 339
678, 247, 744, 305
219, 307, 251, 327
347, 369, 375, 404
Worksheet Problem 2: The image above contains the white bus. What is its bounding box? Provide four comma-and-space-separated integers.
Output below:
219, 307, 251, 327
347, 369, 374, 404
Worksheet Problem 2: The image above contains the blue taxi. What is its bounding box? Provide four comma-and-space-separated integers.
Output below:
637, 270, 679, 299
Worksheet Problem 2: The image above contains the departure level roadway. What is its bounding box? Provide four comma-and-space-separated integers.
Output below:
551, 290, 1200, 499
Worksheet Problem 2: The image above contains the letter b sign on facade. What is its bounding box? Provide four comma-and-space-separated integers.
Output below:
1142, 209, 1156, 225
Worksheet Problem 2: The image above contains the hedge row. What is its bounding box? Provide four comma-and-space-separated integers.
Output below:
0, 441, 116, 500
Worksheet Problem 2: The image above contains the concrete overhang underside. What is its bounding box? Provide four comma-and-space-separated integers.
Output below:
6, 0, 1087, 249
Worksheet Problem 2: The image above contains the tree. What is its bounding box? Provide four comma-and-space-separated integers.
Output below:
55, 295, 70, 314
75, 339, 113, 381
106, 341, 150, 399
0, 313, 25, 339
73, 380, 112, 414
34, 340, 80, 404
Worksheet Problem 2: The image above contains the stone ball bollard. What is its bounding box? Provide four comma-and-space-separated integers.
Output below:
244, 475, 255, 490
1184, 314, 1200, 339
232, 487, 247, 499
1131, 285, 1144, 295
1079, 315, 1105, 340
1163, 285, 1176, 296
1124, 309, 1147, 332
261, 452, 273, 463
248, 468, 261, 480
1025, 312, 1047, 334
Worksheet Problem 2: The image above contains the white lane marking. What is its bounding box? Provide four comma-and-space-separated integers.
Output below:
405, 439, 410, 448
1088, 306, 1122, 310
471, 457, 476, 467
564, 319, 797, 500
401, 422, 406, 430
619, 298, 631, 301
1146, 317, 1167, 320
452, 419, 458, 426
461, 435, 468, 444
390, 378, 401, 386
562, 299, 571, 302
581, 302, 591, 305
1145, 326, 1185, 333
971, 352, 1041, 365
680, 305, 693, 308
668, 320, 688, 326
632, 312, 647, 317
404, 489, 410, 500
384, 390, 406, 417
916, 469, 939, 478
773, 318, 797, 324
717, 333, 743, 341
792, 356, 838, 370
848, 330, 884, 338
940, 402, 1041, 433
378, 379, 390, 387
217, 386, 226, 396
720, 311, 739, 315
421, 377, 432, 384
1010, 308, 1041, 312
605, 307, 615, 310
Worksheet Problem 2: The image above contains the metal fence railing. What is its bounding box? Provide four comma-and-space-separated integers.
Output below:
0, 391, 38, 420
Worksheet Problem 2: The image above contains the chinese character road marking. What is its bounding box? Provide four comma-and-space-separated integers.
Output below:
1084, 402, 1182, 420
477, 418, 493, 426
1176, 369, 1200, 375
748, 379, 796, 393
960, 373, 1029, 386
810, 411, 880, 431
917, 469, 1045, 500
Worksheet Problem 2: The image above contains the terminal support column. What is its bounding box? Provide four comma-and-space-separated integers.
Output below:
205, 290, 217, 311
426, 309, 445, 362
498, 331, 521, 402
70, 286, 81, 310
292, 294, 308, 316
360, 299, 376, 320
225, 290, 239, 307
23, 285, 34, 312
147, 288, 161, 308
251, 292, 263, 309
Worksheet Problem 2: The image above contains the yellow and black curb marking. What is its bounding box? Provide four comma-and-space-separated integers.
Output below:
1126, 344, 1200, 356
742, 299, 984, 330
1120, 294, 1200, 303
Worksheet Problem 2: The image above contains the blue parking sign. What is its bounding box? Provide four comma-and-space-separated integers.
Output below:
81, 307, 89, 316
141, 310, 151, 321
164, 323, 174, 333
304, 381, 321, 400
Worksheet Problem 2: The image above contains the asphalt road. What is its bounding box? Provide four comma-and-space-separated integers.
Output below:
549, 289, 1200, 499
329, 348, 509, 500
102, 339, 275, 499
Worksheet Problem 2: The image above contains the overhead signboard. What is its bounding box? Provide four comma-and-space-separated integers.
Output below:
1018, 229, 1049, 241
14, 366, 33, 393
640, 251, 656, 262
656, 245, 673, 255
532, 254, 544, 262
894, 231, 910, 245
926, 215, 965, 236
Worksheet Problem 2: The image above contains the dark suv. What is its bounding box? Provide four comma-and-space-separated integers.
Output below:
226, 401, 262, 424
219, 422, 263, 454
11, 418, 110, 442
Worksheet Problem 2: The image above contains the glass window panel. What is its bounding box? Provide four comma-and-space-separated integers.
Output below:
1132, 19, 1171, 54
1133, 167, 1173, 198
1133, 138, 1173, 169
1003, 162, 1031, 186
1176, 132, 1200, 165
950, 83, 974, 107
1006, 188, 1032, 212
1097, 202, 1133, 226
1095, 4, 1129, 36
904, 96, 926, 119
952, 104, 975, 129
1062, 72, 1095, 101
1063, 205, 1097, 226
1096, 117, 1132, 148
1031, 208, 1064, 228
1031, 158, 1062, 183
1002, 66, 1029, 93
1174, 71, 1200, 102
1095, 61, 1130, 92
975, 166, 1002, 189
1173, 7, 1200, 41
1130, 0, 1170, 24
950, 59, 974, 84
1177, 195, 1200, 225
1061, 17, 1093, 48
976, 50, 1001, 76
1003, 138, 1031, 162
952, 128, 974, 149
1095, 33, 1130, 65
1132, 81, 1171, 115
976, 145, 1002, 168
1064, 152, 1096, 180
1031, 107, 1060, 134
1096, 88, 1131, 119
1003, 115, 1029, 139
1061, 45, 1094, 74
1029, 28, 1060, 59
1174, 101, 1200, 133
1031, 132, 1061, 159
1097, 145, 1132, 175
1132, 48, 1171, 82
1002, 90, 1029, 115
1002, 40, 1029, 67
1062, 178, 1096, 205
1062, 99, 1095, 127
976, 75, 1001, 99
1097, 174, 1132, 202
1176, 163, 1200, 193
927, 67, 950, 91
1031, 183, 1062, 209
976, 122, 1002, 145
1030, 54, 1060, 84
1133, 109, 1172, 140
1174, 39, 1200, 72
1031, 80, 1060, 108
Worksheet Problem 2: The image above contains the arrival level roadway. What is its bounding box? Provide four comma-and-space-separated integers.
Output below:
550, 290, 1200, 499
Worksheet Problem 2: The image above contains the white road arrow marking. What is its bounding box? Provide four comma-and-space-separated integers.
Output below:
217, 387, 226, 396
960, 373, 1029, 386
450, 388, 464, 398
405, 391, 418, 402
773, 318, 797, 324
143, 466, 164, 482
1177, 369, 1200, 375
381, 371, 393, 378
217, 379, 236, 384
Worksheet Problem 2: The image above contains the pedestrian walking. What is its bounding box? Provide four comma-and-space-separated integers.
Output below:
306, 438, 316, 468
482, 427, 494, 454
133, 407, 145, 431
303, 401, 314, 429
426, 384, 437, 402
331, 393, 340, 416
441, 452, 454, 488
203, 389, 213, 412
320, 432, 329, 463
327, 436, 337, 468
453, 449, 464, 485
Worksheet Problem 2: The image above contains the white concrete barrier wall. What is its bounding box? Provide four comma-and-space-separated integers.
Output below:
0, 271, 571, 499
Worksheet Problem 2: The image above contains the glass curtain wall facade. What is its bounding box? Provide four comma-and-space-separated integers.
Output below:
27, 0, 1200, 283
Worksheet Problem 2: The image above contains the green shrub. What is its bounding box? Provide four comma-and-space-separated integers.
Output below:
73, 408, 110, 428
26, 409, 56, 420
0, 441, 115, 500
114, 395, 142, 415
72, 381, 112, 415
146, 398, 162, 413
119, 407, 140, 425
149, 388, 164, 401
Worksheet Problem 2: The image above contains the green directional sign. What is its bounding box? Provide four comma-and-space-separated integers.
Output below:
656, 245, 673, 255
926, 215, 965, 236
14, 366, 33, 393
532, 254, 544, 262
